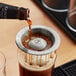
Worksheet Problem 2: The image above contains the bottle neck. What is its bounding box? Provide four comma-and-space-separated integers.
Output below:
17, 7, 30, 20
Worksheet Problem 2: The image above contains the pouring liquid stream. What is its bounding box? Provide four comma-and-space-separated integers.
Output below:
27, 19, 32, 40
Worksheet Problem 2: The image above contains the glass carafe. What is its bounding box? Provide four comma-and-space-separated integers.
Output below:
66, 0, 76, 32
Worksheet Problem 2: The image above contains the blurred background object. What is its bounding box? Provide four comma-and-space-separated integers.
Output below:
66, 0, 76, 32
42, 0, 68, 12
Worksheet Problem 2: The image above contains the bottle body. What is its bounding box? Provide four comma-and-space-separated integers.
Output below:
0, 3, 30, 20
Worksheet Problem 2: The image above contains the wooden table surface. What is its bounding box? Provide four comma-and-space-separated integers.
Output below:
0, 0, 76, 76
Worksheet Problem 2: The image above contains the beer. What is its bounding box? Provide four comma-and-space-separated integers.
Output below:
22, 32, 53, 51
27, 19, 32, 40
18, 50, 56, 76
18, 31, 55, 76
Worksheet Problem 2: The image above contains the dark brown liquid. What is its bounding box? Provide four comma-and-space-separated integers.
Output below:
69, 14, 76, 29
26, 19, 53, 51
22, 32, 53, 51
27, 19, 32, 40
19, 63, 53, 76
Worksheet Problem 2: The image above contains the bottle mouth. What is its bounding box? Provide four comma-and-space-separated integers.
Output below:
41, 0, 68, 12
16, 25, 60, 55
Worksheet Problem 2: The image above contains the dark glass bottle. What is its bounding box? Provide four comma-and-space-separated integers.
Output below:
0, 3, 30, 20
